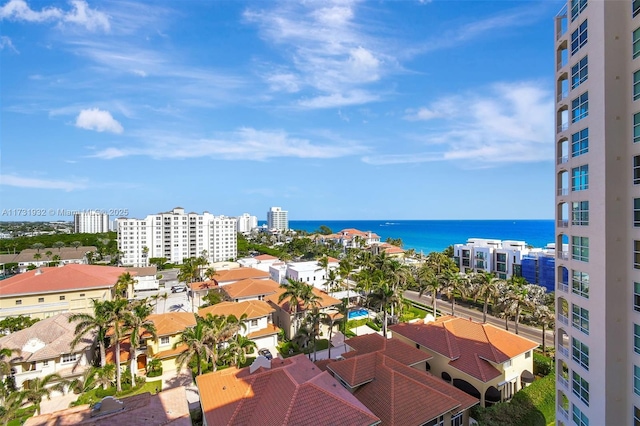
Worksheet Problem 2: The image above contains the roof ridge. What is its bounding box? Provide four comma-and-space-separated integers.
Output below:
443, 322, 458, 359
474, 354, 488, 382
282, 380, 300, 425
306, 378, 378, 420
228, 373, 257, 423
482, 323, 502, 362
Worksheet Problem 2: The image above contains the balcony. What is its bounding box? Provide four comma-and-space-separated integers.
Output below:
557, 219, 568, 228
557, 122, 569, 133
558, 372, 569, 387
557, 281, 569, 292
557, 155, 568, 165
555, 4, 568, 40
558, 314, 569, 326
557, 89, 568, 102
558, 405, 569, 420
557, 188, 568, 196
557, 251, 569, 260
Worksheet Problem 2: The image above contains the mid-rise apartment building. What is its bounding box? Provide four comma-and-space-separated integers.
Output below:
554, 1, 638, 424
267, 206, 288, 231
116, 207, 237, 267
236, 213, 258, 233
73, 211, 109, 233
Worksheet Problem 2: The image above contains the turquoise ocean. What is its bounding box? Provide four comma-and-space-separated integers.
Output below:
284, 220, 555, 255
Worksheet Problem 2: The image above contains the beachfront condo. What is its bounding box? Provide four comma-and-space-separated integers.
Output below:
554, 1, 640, 424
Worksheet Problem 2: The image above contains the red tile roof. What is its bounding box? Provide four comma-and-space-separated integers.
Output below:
196, 354, 379, 426
199, 300, 274, 320
343, 333, 432, 366
213, 268, 270, 284
265, 286, 341, 314
390, 316, 538, 383
147, 312, 196, 337
254, 254, 278, 261
221, 278, 280, 299
0, 264, 129, 297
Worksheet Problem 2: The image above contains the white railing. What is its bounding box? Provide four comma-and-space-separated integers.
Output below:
557, 251, 569, 260
558, 405, 569, 419
558, 372, 569, 387
557, 219, 568, 228
558, 281, 569, 292
556, 57, 568, 71
557, 122, 569, 133
557, 155, 568, 165
558, 314, 569, 326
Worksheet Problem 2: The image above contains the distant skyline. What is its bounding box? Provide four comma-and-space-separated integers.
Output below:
1, 0, 562, 221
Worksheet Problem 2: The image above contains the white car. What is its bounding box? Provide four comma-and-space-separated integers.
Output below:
171, 284, 187, 293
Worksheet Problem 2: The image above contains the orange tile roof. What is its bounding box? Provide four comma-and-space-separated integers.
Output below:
343, 333, 432, 366
213, 268, 270, 283
153, 343, 188, 360
189, 281, 218, 292
0, 264, 130, 297
254, 254, 278, 261
196, 354, 379, 426
247, 323, 280, 339
105, 339, 132, 364
265, 286, 341, 314
147, 312, 196, 337
199, 300, 274, 320
221, 278, 280, 299
390, 316, 538, 383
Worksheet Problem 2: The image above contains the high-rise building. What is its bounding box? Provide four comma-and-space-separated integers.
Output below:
554, 2, 637, 424
116, 207, 237, 267
267, 206, 288, 231
236, 213, 258, 233
74, 211, 109, 233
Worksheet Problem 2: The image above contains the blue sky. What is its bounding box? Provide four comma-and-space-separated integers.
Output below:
1, 0, 562, 221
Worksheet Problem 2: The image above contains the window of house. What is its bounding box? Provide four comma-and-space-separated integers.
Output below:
635, 241, 640, 269
635, 282, 640, 312
38, 297, 44, 303
571, 128, 589, 157
572, 201, 589, 226
571, 92, 589, 122
635, 114, 640, 143
62, 353, 77, 363
525, 351, 531, 359
15, 300, 21, 305
572, 236, 589, 262
571, 56, 588, 89
43, 360, 48, 367
59, 295, 65, 301
451, 412, 463, 426
635, 71, 640, 101
636, 365, 640, 396
573, 404, 589, 426
504, 359, 512, 368
572, 165, 589, 191
572, 337, 589, 370
570, 0, 587, 21
572, 303, 589, 335
571, 20, 588, 55
635, 28, 640, 59
79, 293, 85, 297
160, 336, 170, 346
635, 324, 640, 355
250, 319, 258, 327
572, 371, 589, 405
572, 270, 589, 298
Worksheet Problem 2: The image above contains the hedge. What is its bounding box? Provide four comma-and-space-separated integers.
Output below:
533, 352, 554, 377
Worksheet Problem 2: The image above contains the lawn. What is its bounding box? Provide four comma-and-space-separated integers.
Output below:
74, 380, 163, 406
400, 305, 428, 321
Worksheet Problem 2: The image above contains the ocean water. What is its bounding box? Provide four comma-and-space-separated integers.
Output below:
284, 220, 555, 255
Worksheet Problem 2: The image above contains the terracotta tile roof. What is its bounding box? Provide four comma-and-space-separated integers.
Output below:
13, 246, 98, 263
126, 266, 157, 276
147, 312, 196, 337
199, 300, 274, 320
314, 359, 335, 372
0, 264, 129, 297
254, 254, 278, 261
221, 278, 280, 299
213, 267, 270, 284
153, 343, 188, 360
24, 386, 191, 426
189, 281, 218, 292
196, 354, 379, 426
390, 316, 538, 383
247, 323, 280, 339
105, 339, 131, 364
265, 286, 341, 314
0, 313, 94, 363
343, 333, 432, 366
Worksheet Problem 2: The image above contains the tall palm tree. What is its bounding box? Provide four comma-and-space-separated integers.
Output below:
321, 313, 340, 359
416, 267, 441, 317
69, 299, 110, 367
440, 270, 468, 317
533, 305, 555, 356
31, 243, 45, 253
22, 373, 66, 415
338, 257, 354, 299
225, 335, 257, 367
502, 277, 533, 335
124, 299, 156, 386
44, 251, 53, 266
471, 272, 502, 323
367, 281, 399, 337
0, 347, 17, 377
200, 314, 245, 372
0, 391, 25, 426
32, 253, 42, 263
115, 272, 135, 299
52, 254, 61, 265
204, 267, 217, 281
278, 278, 308, 335
103, 298, 129, 392
94, 364, 116, 390
53, 241, 65, 251
174, 319, 212, 377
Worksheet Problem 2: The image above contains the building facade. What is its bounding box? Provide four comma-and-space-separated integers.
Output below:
74, 211, 110, 233
116, 207, 237, 267
554, 2, 637, 425
236, 213, 258, 233
266, 206, 288, 231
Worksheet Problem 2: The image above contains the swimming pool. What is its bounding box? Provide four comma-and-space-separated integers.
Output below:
348, 308, 369, 320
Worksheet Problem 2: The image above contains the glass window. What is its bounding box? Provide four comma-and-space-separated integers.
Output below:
572, 236, 589, 262
451, 412, 463, 426
15, 300, 21, 305
571, 20, 588, 55
635, 282, 640, 312
59, 295, 65, 301
62, 353, 78, 363
572, 201, 589, 226
636, 366, 640, 396
160, 336, 170, 345
572, 337, 589, 370
635, 71, 640, 101
571, 56, 588, 89
635, 199, 640, 227
635, 324, 640, 355
572, 371, 589, 405
571, 0, 587, 21
634, 28, 640, 59
635, 0, 640, 18
572, 270, 589, 298
572, 165, 589, 191
635, 406, 640, 426
573, 404, 589, 426
571, 92, 589, 122
572, 303, 589, 334
571, 128, 589, 157
38, 297, 44, 303
635, 241, 640, 269
635, 114, 640, 143
635, 156, 640, 183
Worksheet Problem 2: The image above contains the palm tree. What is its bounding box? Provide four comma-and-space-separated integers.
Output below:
69, 299, 110, 367
440, 270, 468, 317
278, 278, 308, 335
71, 241, 82, 250
124, 299, 156, 386
94, 364, 116, 390
32, 253, 42, 263
325, 269, 340, 293
22, 373, 66, 415
533, 305, 555, 356
204, 267, 217, 281
31, 243, 45, 253
502, 277, 534, 335
53, 241, 65, 251
225, 335, 257, 367
52, 254, 61, 265
416, 267, 441, 317
201, 314, 245, 372
68, 367, 97, 394
45, 251, 53, 266
367, 281, 399, 337
321, 313, 340, 359
0, 391, 25, 426
174, 319, 212, 376
0, 347, 16, 377
471, 272, 501, 323
103, 298, 129, 392
115, 272, 135, 299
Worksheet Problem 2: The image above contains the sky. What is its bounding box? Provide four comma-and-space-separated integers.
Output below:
0, 0, 563, 221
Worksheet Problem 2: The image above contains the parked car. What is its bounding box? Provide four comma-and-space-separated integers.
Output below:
171, 284, 187, 293
258, 348, 273, 360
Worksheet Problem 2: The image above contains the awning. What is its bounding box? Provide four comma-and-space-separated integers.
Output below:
521, 369, 535, 383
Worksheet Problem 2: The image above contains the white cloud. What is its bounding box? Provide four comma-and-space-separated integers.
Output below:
75, 108, 123, 133
364, 81, 553, 166
90, 127, 367, 161
0, 35, 17, 52
0, 174, 86, 191
298, 90, 379, 109
0, 0, 110, 31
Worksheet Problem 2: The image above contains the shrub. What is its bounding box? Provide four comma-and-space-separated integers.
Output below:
95, 387, 117, 398
533, 352, 553, 377
147, 369, 163, 378
366, 321, 381, 331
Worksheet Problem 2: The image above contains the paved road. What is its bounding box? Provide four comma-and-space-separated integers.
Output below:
403, 290, 555, 348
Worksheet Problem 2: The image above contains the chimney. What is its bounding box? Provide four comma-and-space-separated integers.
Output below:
35, 268, 42, 276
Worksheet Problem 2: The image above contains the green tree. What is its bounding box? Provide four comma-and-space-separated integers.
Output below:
471, 272, 502, 323
317, 225, 333, 235
225, 335, 256, 367
416, 266, 441, 317
0, 391, 25, 426
278, 278, 309, 335
103, 298, 129, 392
174, 319, 213, 376
367, 281, 400, 337
52, 254, 61, 265
71, 241, 82, 250
45, 250, 53, 266
53, 241, 65, 251
115, 272, 135, 299
69, 299, 110, 367
22, 373, 67, 415
533, 305, 555, 356
31, 243, 45, 252
94, 364, 116, 390
204, 267, 217, 281
33, 252, 42, 262
0, 347, 17, 378
124, 299, 156, 386
440, 270, 468, 317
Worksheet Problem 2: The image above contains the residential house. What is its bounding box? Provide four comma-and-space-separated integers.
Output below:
0, 313, 95, 392
0, 246, 98, 273
199, 300, 280, 354
370, 243, 405, 258
0, 264, 129, 320
322, 333, 479, 426
236, 254, 281, 272
390, 316, 538, 406
196, 354, 380, 426
126, 266, 159, 293
24, 386, 191, 426
220, 278, 280, 303
189, 267, 271, 304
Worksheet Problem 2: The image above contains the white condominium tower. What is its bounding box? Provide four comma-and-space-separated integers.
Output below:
236, 213, 258, 233
267, 206, 288, 231
74, 211, 109, 233
554, 1, 639, 425
116, 207, 237, 267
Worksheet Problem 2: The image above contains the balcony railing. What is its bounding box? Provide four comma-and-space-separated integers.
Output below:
558, 405, 569, 420
558, 372, 569, 387
557, 122, 569, 133
557, 155, 568, 165
556, 56, 568, 71
558, 314, 569, 326
555, 4, 568, 40
557, 188, 568, 196
557, 219, 568, 228
557, 251, 569, 260
557, 90, 568, 102
557, 281, 569, 292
